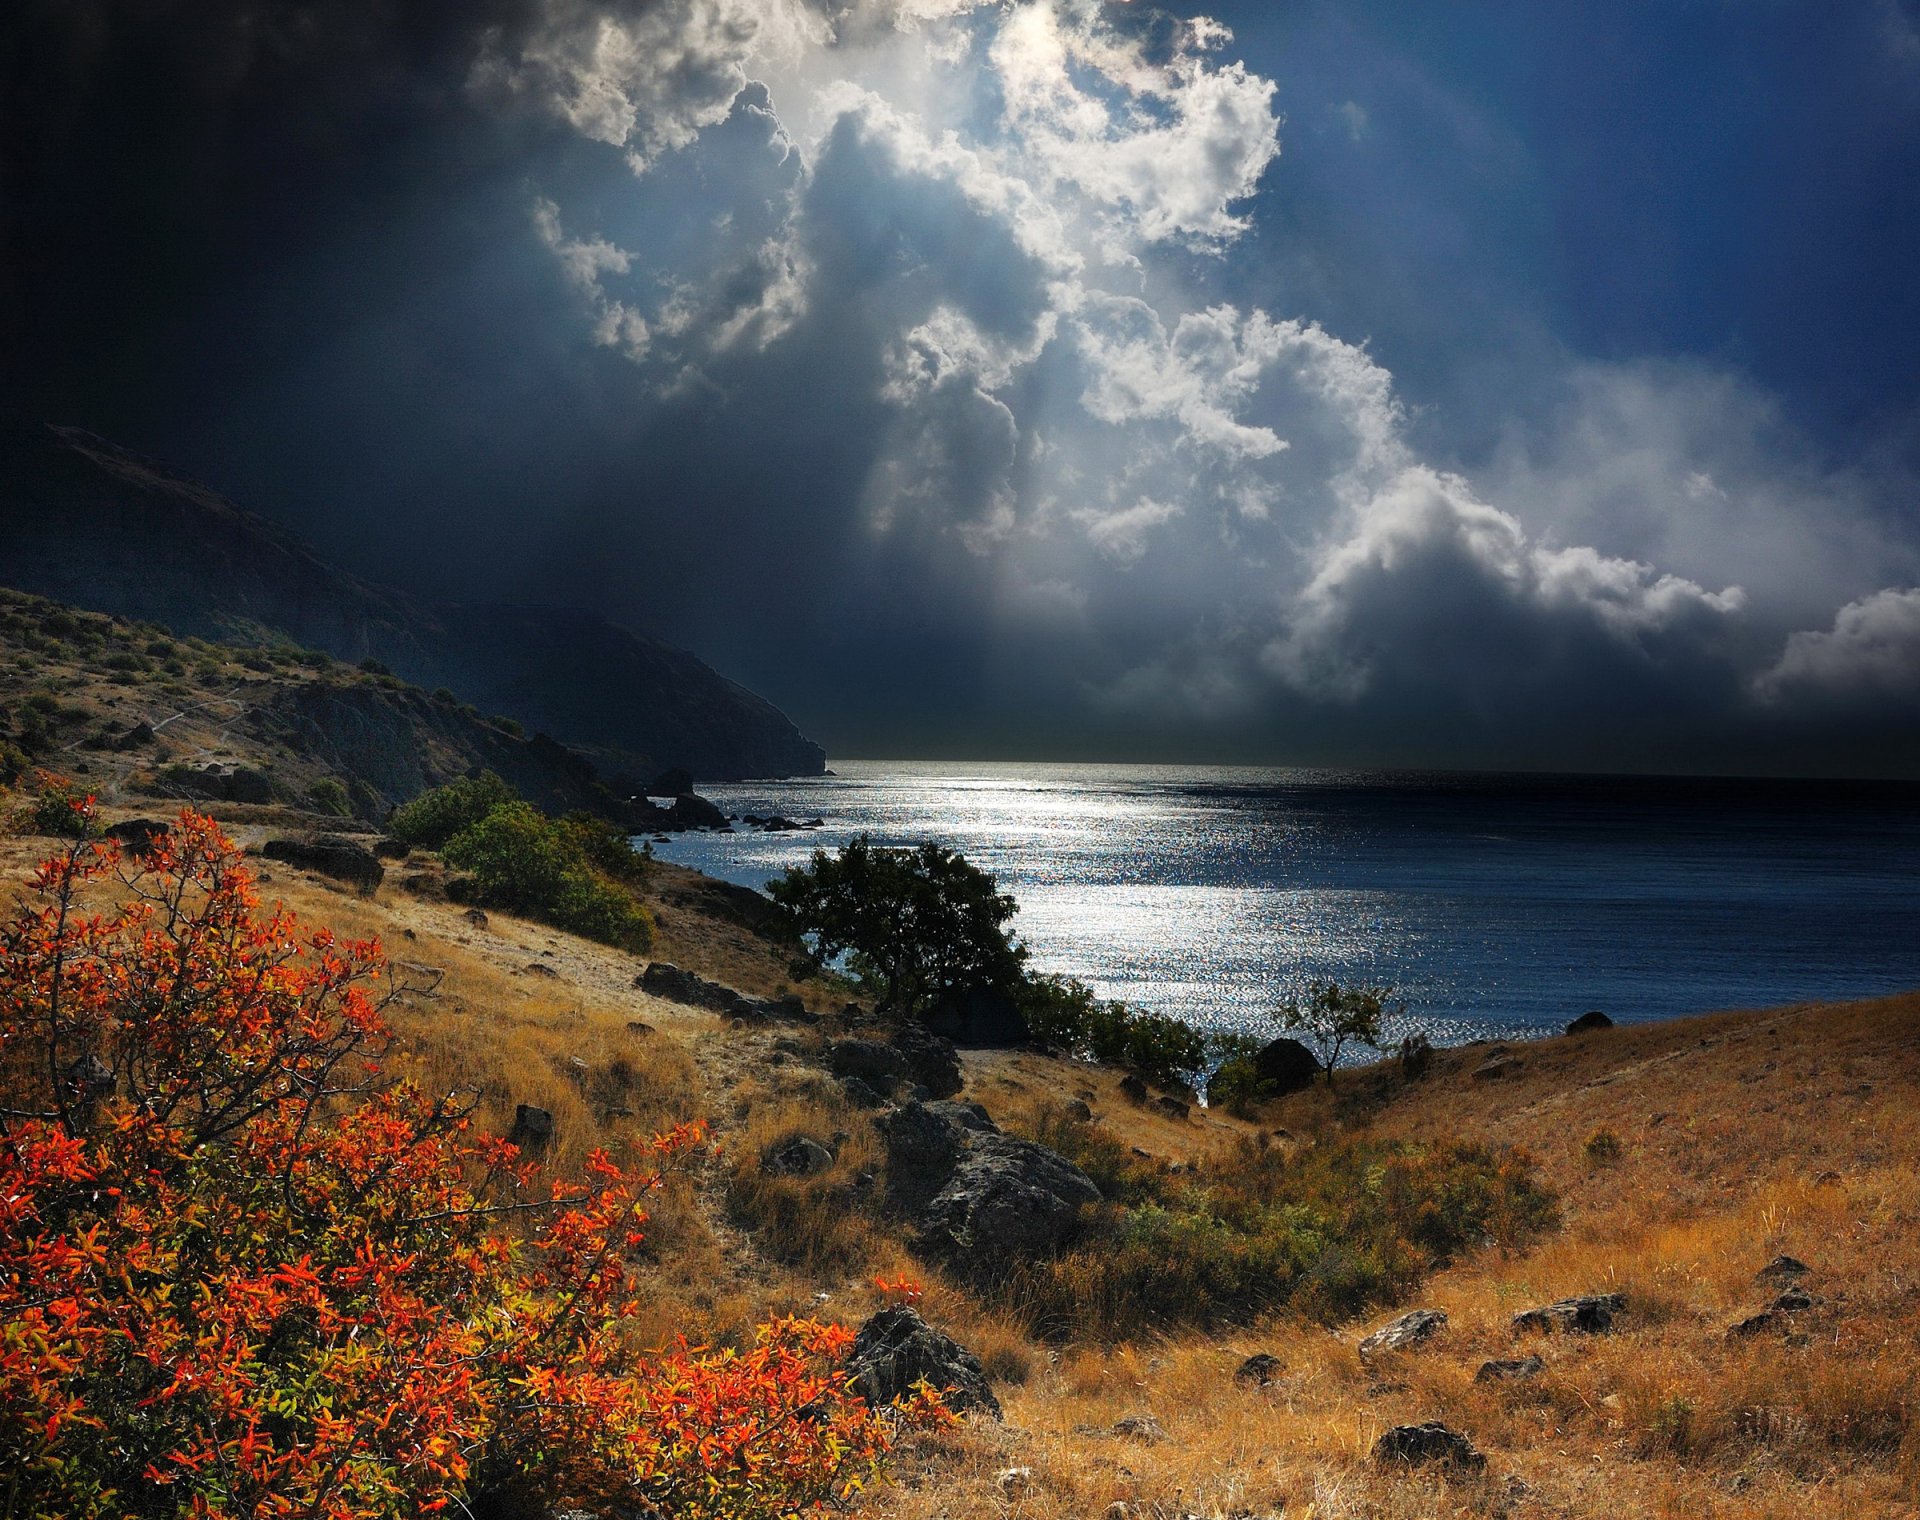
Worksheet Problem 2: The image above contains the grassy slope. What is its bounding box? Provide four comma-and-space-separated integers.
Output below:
2, 796, 1914, 1519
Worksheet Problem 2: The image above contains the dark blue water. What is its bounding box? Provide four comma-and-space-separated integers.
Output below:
647, 762, 1920, 1047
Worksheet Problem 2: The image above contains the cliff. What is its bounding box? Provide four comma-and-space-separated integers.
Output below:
0, 419, 825, 781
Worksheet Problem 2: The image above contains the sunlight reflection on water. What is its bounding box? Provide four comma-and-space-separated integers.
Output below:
646, 760, 1920, 1046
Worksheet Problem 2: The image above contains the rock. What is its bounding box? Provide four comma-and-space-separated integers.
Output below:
1156, 1094, 1191, 1120
1064, 1098, 1094, 1122
847, 1306, 1001, 1419
371, 837, 410, 860
828, 1039, 913, 1094
639, 962, 738, 1012
642, 767, 694, 799
995, 1468, 1032, 1496
1756, 1254, 1810, 1284
521, 962, 560, 979
1473, 1056, 1520, 1080
106, 817, 170, 856
1113, 1413, 1164, 1441
1773, 1286, 1818, 1313
665, 792, 729, 830
1373, 1422, 1485, 1470
1250, 1035, 1322, 1094
924, 985, 1030, 1047
1119, 1073, 1150, 1103
762, 1137, 835, 1178
918, 1135, 1102, 1282
1728, 1310, 1780, 1339
1475, 1355, 1545, 1383
1813, 1169, 1843, 1186
260, 835, 384, 894
838, 1076, 887, 1109
1566, 1009, 1614, 1034
894, 1023, 964, 1099
113, 719, 156, 750
625, 1020, 654, 1037
875, 1100, 981, 1213
1358, 1309, 1448, 1361
1512, 1293, 1625, 1334
464, 907, 490, 929
1234, 1352, 1282, 1387
508, 1104, 554, 1155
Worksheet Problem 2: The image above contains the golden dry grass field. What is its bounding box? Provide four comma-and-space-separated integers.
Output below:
3, 796, 1915, 1520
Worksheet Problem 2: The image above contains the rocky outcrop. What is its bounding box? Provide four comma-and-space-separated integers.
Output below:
637, 963, 815, 1024
874, 1099, 1101, 1281
1566, 1009, 1615, 1034
893, 1024, 964, 1100
1476, 1355, 1544, 1383
848, 1307, 1001, 1419
761, 1137, 834, 1178
1234, 1353, 1282, 1387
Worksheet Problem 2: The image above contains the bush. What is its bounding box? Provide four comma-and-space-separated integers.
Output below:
443, 801, 653, 952
0, 812, 934, 1519
769, 835, 1026, 1020
1585, 1127, 1624, 1166
1013, 1134, 1558, 1339
16, 770, 104, 839
1018, 973, 1211, 1090
388, 771, 519, 848
307, 776, 353, 816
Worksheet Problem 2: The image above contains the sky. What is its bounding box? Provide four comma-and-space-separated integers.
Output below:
5, 0, 1920, 774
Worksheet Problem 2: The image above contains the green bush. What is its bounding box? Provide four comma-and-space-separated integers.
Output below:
18, 772, 104, 840
442, 802, 653, 952
387, 772, 518, 849
1018, 974, 1211, 1090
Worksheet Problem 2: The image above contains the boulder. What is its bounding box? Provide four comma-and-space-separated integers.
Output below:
1064, 1098, 1094, 1122
464, 907, 490, 929
638, 962, 740, 1012
1119, 1073, 1150, 1104
918, 1135, 1102, 1282
1476, 1355, 1544, 1383
1233, 1352, 1282, 1387
665, 792, 729, 830
1728, 1310, 1781, 1339
1358, 1309, 1448, 1362
1566, 1009, 1614, 1035
838, 1076, 887, 1109
1513, 1293, 1624, 1335
1756, 1254, 1810, 1284
761, 1137, 834, 1178
1112, 1414, 1164, 1442
259, 835, 384, 894
371, 836, 411, 860
1473, 1056, 1520, 1080
828, 1039, 914, 1094
1373, 1422, 1485, 1470
848, 1306, 1000, 1419
1250, 1036, 1322, 1094
894, 1023, 964, 1100
1156, 1095, 1191, 1121
113, 719, 157, 750
1773, 1286, 1818, 1313
508, 1103, 554, 1155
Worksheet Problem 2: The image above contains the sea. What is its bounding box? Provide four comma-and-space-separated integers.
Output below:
645, 761, 1920, 1049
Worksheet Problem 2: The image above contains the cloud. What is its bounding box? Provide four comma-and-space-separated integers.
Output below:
1758, 589, 1920, 712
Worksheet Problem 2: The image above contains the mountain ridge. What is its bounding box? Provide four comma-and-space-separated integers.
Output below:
0, 419, 825, 782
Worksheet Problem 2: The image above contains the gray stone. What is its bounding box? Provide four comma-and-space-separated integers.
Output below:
895, 1023, 964, 1099
1064, 1098, 1094, 1122
828, 1039, 913, 1093
1358, 1308, 1448, 1361
1234, 1352, 1281, 1387
1566, 1010, 1614, 1034
848, 1306, 1000, 1419
918, 1134, 1101, 1282
508, 1103, 554, 1154
1756, 1254, 1810, 1284
259, 835, 384, 894
1373, 1422, 1485, 1469
1475, 1355, 1544, 1383
762, 1137, 834, 1178
1513, 1293, 1624, 1334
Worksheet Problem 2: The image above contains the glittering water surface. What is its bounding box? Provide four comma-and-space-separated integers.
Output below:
646, 762, 1920, 1047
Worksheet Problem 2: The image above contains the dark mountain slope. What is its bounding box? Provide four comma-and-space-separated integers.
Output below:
0, 420, 824, 781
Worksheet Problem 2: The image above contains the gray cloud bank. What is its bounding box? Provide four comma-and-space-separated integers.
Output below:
6, 0, 1919, 773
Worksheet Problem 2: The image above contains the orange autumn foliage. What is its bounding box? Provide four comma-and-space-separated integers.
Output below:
0, 803, 944, 1520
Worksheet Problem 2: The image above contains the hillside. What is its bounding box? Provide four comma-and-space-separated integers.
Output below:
4, 775, 1912, 1518
0, 418, 825, 781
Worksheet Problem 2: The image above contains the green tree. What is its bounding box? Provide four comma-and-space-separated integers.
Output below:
388, 770, 517, 848
442, 802, 653, 951
1282, 980, 1399, 1084
768, 835, 1026, 1019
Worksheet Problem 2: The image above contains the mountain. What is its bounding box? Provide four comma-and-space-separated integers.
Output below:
0, 419, 825, 781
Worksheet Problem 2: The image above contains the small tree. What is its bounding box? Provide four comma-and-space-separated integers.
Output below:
768, 835, 1025, 1020
1281, 980, 1399, 1084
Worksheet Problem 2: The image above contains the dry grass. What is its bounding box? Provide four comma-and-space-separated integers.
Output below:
5, 794, 1919, 1517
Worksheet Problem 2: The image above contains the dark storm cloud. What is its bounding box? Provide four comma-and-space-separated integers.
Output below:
5, 0, 1919, 773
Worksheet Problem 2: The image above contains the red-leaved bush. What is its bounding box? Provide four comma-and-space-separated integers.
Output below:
0, 800, 943, 1520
